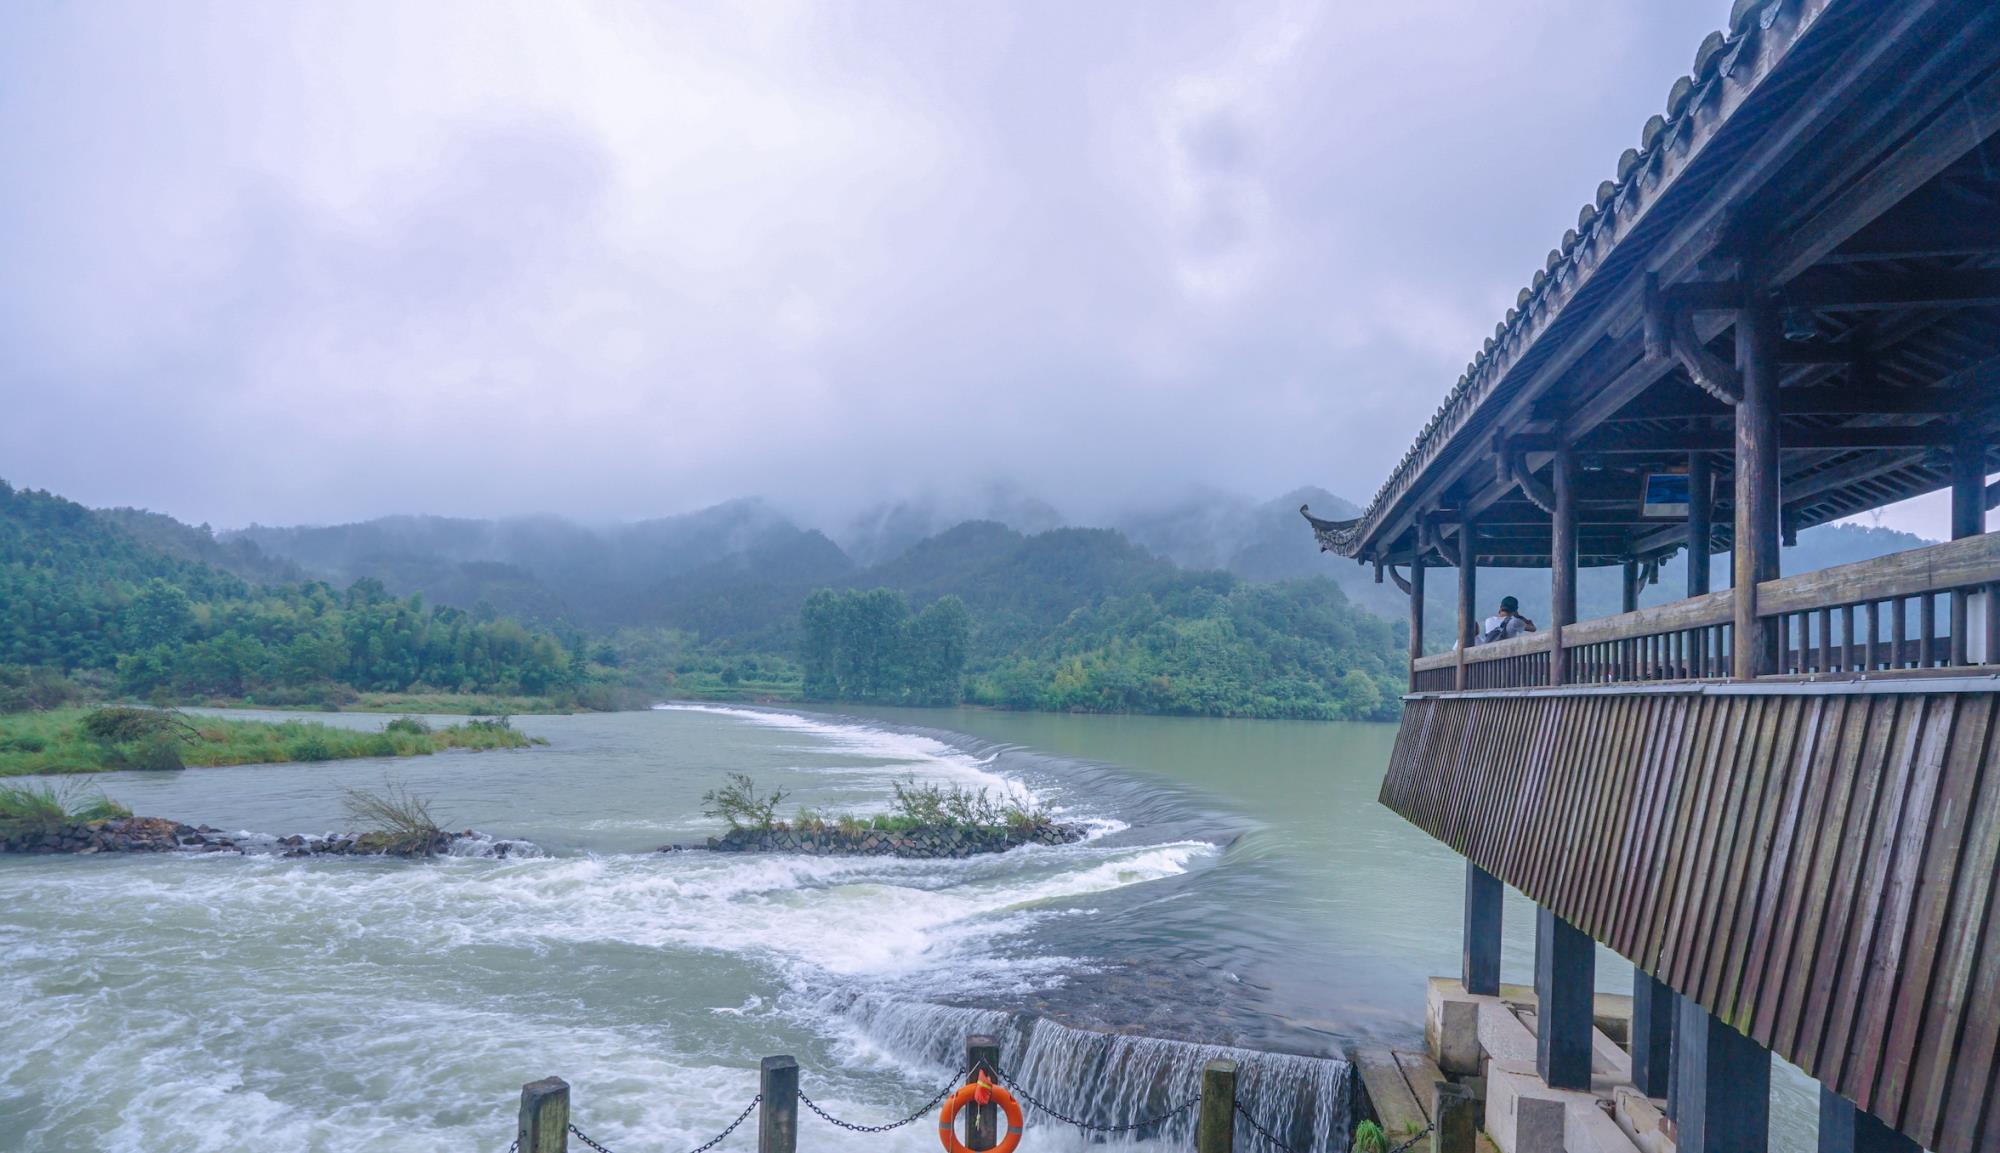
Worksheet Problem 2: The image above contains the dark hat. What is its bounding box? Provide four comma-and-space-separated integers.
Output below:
1499, 596, 1520, 613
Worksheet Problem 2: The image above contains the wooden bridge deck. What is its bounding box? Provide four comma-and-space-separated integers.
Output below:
1383, 679, 2000, 1152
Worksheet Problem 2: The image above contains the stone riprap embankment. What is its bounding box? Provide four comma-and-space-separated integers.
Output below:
0, 817, 525, 858
662, 821, 1087, 858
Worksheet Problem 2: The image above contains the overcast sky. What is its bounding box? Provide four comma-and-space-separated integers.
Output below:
5, 1, 1956, 536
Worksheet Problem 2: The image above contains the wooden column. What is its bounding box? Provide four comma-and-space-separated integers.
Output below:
966, 1035, 1001, 1151
1534, 906, 1594, 1091
1408, 556, 1426, 690
1463, 863, 1502, 996
1687, 451, 1713, 596
1733, 299, 1781, 679
1621, 560, 1641, 615
1630, 973, 1676, 1098
1675, 998, 1769, 1153
1818, 1086, 1919, 1153
519, 1078, 570, 1153
1550, 443, 1577, 686
1952, 434, 1985, 665
1195, 1059, 1237, 1153
1456, 521, 1477, 690
759, 1056, 799, 1153
1953, 433, 1987, 539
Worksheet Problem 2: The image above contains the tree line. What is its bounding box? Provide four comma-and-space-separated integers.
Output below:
800, 589, 970, 705
1, 482, 576, 704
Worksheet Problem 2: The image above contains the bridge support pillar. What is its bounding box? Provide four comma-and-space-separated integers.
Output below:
1818, 1087, 1919, 1153
1674, 997, 1768, 1153
1630, 971, 1675, 1098
1463, 863, 1502, 996
1534, 907, 1594, 1090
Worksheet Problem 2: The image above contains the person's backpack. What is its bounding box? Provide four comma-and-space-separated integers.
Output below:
1480, 621, 1510, 646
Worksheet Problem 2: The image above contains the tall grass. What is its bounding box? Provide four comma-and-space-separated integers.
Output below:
0, 782, 131, 835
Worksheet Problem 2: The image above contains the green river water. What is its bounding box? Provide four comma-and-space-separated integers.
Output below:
0, 703, 1816, 1151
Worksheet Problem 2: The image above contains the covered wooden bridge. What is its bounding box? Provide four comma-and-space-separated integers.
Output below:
1307, 1, 2000, 1150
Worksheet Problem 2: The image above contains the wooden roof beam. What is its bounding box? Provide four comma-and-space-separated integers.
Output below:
1763, 51, 2000, 284
1512, 425, 1962, 454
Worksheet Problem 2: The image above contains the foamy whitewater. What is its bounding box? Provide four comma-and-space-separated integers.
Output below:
0, 705, 1350, 1153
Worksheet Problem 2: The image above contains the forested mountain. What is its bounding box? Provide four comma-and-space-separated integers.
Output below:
0, 481, 575, 704
232, 500, 854, 630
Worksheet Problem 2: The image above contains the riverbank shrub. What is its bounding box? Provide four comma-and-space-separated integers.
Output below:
0, 709, 544, 776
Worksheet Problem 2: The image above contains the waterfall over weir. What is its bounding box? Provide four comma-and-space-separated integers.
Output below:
836, 995, 1352, 1151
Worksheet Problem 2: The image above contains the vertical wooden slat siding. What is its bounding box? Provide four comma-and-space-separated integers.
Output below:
1796, 694, 1899, 1077
1884, 698, 1992, 1125
1378, 684, 2000, 1153
1754, 694, 1848, 1048
1735, 696, 1823, 1031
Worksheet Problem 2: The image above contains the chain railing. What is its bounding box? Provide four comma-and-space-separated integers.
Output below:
507, 1038, 1464, 1153
797, 1064, 968, 1134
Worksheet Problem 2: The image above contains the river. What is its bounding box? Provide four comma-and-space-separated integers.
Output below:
0, 703, 1815, 1151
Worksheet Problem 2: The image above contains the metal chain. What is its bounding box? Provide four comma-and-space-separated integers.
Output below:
797, 1064, 969, 1133
1383, 1121, 1434, 1153
1231, 1099, 1299, 1152
501, 1140, 519, 1153
997, 1067, 1201, 1133
564, 1093, 761, 1153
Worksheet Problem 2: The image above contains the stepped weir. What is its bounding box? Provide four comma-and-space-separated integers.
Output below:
1306, 1, 2000, 1149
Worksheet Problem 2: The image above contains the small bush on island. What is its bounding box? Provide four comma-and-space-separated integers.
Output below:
702, 775, 1057, 838
702, 772, 790, 831
384, 716, 431, 736
341, 780, 446, 856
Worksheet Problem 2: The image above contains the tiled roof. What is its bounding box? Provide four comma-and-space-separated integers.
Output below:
1337, 0, 1819, 558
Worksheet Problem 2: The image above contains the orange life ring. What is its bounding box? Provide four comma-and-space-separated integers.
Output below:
938, 1075, 1024, 1153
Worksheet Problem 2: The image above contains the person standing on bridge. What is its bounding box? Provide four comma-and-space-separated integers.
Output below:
1478, 596, 1536, 645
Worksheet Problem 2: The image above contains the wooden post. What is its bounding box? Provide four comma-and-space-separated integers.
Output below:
1196, 1059, 1237, 1153
1408, 556, 1427, 690
1733, 297, 1781, 679
1534, 906, 1594, 1091
518, 1078, 570, 1153
1621, 560, 1641, 615
1456, 521, 1477, 690
1550, 443, 1577, 686
1953, 433, 1987, 540
1688, 450, 1713, 596
965, 1035, 1001, 1151
759, 1056, 799, 1153
1675, 997, 1769, 1153
1952, 434, 1985, 665
1630, 973, 1676, 1098
1463, 863, 1502, 996
1818, 1085, 1920, 1153
1432, 1080, 1478, 1153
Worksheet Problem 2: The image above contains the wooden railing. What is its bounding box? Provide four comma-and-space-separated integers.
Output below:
1408, 532, 2000, 692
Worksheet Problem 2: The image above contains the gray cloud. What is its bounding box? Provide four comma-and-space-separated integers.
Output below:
1, 0, 1744, 530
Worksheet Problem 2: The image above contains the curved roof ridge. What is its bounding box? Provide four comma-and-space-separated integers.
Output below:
1342, 0, 1813, 557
